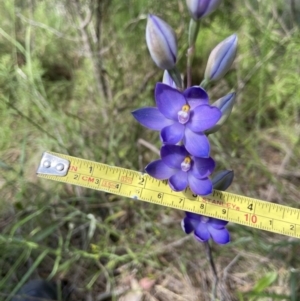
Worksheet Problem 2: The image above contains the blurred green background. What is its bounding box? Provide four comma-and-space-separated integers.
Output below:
0, 0, 300, 300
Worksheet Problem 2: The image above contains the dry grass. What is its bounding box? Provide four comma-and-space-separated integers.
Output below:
1, 0, 300, 300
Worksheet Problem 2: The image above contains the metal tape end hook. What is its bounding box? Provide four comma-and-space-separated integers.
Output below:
37, 152, 70, 176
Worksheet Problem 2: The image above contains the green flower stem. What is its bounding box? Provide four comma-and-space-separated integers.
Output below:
187, 45, 194, 88
200, 78, 210, 89
188, 19, 201, 48
187, 19, 200, 88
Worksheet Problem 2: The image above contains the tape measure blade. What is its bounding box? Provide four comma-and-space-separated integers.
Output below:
37, 152, 300, 239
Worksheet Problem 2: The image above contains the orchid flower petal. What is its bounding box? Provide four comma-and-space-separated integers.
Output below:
169, 171, 188, 191
155, 83, 186, 120
161, 145, 188, 169
209, 218, 228, 229
184, 86, 209, 109
191, 157, 215, 179
132, 107, 173, 130
188, 105, 221, 132
188, 175, 213, 196
183, 128, 210, 157
161, 122, 185, 144
207, 226, 230, 244
194, 224, 210, 242
181, 217, 194, 234
145, 160, 176, 179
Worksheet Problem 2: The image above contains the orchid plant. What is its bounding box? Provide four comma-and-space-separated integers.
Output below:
132, 0, 237, 245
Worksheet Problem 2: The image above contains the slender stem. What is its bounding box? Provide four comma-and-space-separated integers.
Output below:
204, 241, 218, 301
187, 45, 194, 88
187, 19, 200, 88
200, 78, 210, 89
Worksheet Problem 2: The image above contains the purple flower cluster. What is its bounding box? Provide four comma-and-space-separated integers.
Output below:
132, 3, 237, 245
133, 83, 221, 196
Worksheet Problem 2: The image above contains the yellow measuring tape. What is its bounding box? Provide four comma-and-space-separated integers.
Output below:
37, 152, 300, 238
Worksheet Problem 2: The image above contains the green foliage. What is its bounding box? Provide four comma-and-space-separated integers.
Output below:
0, 0, 300, 300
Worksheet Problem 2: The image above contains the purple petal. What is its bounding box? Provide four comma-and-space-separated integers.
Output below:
186, 0, 222, 20
132, 107, 173, 130
185, 212, 202, 221
161, 123, 184, 144
169, 171, 188, 191
161, 145, 188, 169
155, 83, 186, 120
191, 157, 215, 179
183, 128, 210, 157
184, 86, 209, 109
181, 217, 194, 234
145, 160, 176, 179
162, 70, 177, 88
207, 226, 230, 244
188, 175, 213, 196
209, 218, 228, 229
194, 224, 210, 242
187, 105, 222, 132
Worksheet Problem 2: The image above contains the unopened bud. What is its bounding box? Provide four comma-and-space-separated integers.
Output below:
212, 170, 234, 191
204, 34, 238, 81
146, 14, 177, 70
186, 0, 222, 20
206, 92, 236, 134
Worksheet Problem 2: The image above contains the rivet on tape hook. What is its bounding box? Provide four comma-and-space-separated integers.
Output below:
37, 152, 70, 176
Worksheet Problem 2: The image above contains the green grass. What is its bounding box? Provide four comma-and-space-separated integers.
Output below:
1, 0, 300, 300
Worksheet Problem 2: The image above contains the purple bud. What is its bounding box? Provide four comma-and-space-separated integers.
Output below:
146, 14, 177, 70
186, 0, 222, 20
206, 92, 236, 134
162, 70, 177, 88
204, 34, 238, 81
212, 170, 234, 191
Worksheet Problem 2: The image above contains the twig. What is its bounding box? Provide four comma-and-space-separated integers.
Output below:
137, 139, 160, 156
222, 254, 240, 283
16, 13, 78, 41
70, 0, 107, 121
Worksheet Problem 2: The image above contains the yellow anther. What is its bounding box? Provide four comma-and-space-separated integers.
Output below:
181, 104, 190, 112
184, 156, 191, 164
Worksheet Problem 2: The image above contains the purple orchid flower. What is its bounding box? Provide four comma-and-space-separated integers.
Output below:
181, 212, 230, 244
145, 144, 215, 196
132, 83, 221, 158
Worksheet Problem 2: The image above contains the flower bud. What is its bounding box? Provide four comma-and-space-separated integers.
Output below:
186, 0, 222, 20
204, 34, 238, 81
205, 92, 236, 134
212, 170, 234, 191
146, 14, 177, 70
162, 70, 177, 88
